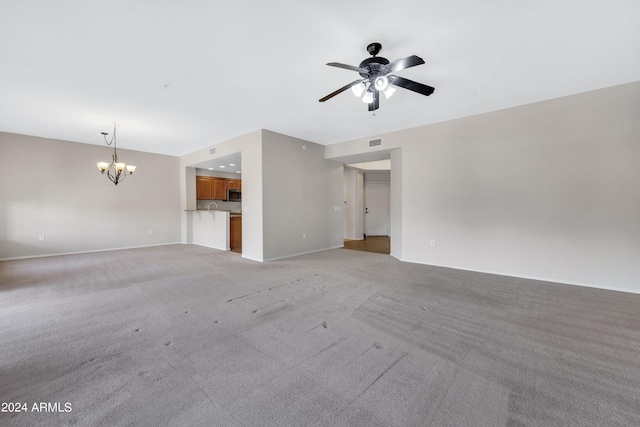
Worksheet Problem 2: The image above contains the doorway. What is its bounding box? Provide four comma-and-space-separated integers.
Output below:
343, 167, 391, 255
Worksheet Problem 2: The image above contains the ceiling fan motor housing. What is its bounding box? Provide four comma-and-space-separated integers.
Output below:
358, 56, 390, 79
366, 42, 382, 56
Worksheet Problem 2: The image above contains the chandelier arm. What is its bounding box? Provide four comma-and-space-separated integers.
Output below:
106, 168, 126, 185
103, 134, 114, 146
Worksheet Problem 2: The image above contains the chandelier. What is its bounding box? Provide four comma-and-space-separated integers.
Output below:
96, 123, 136, 185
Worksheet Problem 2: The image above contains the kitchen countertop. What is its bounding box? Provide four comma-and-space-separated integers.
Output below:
185, 209, 241, 215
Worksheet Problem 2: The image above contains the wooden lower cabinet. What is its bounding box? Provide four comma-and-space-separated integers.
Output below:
230, 216, 242, 252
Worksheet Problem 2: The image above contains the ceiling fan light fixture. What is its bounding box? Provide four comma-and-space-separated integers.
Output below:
351, 82, 366, 97
383, 85, 396, 99
362, 90, 374, 104
374, 76, 388, 91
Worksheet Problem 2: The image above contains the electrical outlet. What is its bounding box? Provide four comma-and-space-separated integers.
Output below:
38, 235, 45, 241
430, 240, 436, 247
148, 229, 153, 234
302, 233, 307, 239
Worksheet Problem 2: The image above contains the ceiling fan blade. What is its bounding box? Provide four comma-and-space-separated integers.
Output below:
319, 79, 367, 103
326, 62, 369, 74
388, 75, 435, 97
385, 55, 425, 73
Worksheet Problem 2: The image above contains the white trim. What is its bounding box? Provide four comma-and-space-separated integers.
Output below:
263, 245, 344, 262
400, 257, 640, 296
240, 254, 263, 262
190, 242, 228, 251
0, 242, 183, 261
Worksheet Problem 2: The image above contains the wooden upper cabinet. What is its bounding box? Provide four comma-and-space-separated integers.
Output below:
196, 176, 240, 201
196, 176, 214, 200
228, 179, 241, 190
212, 178, 228, 200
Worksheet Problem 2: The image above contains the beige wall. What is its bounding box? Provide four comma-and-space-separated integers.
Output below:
327, 81, 640, 293
0, 132, 181, 259
261, 130, 344, 261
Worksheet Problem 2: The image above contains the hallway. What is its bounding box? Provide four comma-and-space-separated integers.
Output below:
343, 236, 390, 255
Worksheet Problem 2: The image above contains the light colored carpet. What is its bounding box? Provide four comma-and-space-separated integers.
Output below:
1, 245, 639, 426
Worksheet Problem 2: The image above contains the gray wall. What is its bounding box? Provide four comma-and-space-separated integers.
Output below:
261, 130, 344, 261
343, 167, 364, 240
390, 148, 403, 259
326, 81, 640, 293
0, 132, 181, 259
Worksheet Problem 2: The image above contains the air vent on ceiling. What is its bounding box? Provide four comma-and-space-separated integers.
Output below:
209, 147, 216, 154
369, 139, 382, 147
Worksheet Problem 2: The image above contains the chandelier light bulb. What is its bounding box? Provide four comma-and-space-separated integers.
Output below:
362, 90, 374, 104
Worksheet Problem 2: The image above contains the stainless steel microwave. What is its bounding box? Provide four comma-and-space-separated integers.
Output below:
226, 189, 241, 202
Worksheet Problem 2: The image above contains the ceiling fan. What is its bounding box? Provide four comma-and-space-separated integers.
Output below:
319, 42, 435, 111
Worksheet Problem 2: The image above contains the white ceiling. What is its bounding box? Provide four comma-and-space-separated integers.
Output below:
193, 152, 242, 173
1, 1, 639, 157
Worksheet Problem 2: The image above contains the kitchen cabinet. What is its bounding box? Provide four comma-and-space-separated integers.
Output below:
230, 216, 242, 252
196, 176, 240, 200
228, 179, 241, 190
196, 176, 214, 200
212, 178, 228, 200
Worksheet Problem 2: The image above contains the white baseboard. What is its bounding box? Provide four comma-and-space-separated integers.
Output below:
400, 257, 640, 296
0, 242, 183, 261
263, 245, 345, 262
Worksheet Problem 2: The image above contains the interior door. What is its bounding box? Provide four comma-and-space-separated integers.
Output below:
364, 182, 390, 236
